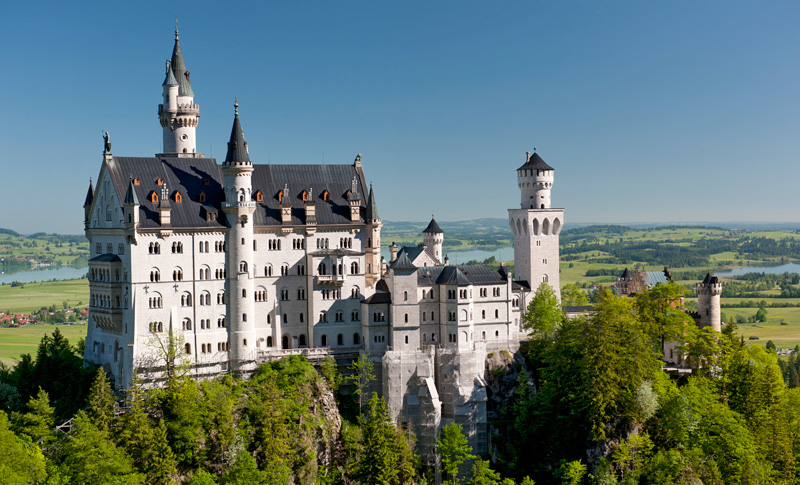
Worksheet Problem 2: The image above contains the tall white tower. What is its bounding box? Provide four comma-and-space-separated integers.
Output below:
508, 150, 564, 300
696, 273, 722, 332
221, 100, 257, 373
158, 25, 201, 157
422, 216, 444, 264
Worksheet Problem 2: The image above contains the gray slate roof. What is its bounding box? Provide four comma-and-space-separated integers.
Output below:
416, 264, 508, 286
105, 156, 368, 229
224, 104, 250, 164
366, 185, 379, 222
170, 34, 193, 97
390, 252, 417, 271
83, 181, 94, 207
89, 254, 122, 263
517, 152, 554, 172
397, 245, 436, 264
123, 179, 139, 205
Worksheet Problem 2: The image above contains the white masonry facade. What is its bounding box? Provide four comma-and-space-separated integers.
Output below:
83, 29, 563, 460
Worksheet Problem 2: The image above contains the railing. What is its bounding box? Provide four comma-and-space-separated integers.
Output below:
222, 201, 256, 209
315, 274, 346, 285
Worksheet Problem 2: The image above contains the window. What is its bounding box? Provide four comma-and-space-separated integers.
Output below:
351, 310, 360, 321
239, 261, 248, 273
297, 288, 306, 300
96, 243, 102, 254
319, 311, 328, 323
404, 313, 408, 323
182, 318, 192, 330
265, 265, 273, 277
217, 292, 226, 305
281, 264, 289, 276
351, 287, 360, 298
174, 192, 182, 203
218, 317, 226, 328
353, 333, 360, 345
150, 192, 158, 203
172, 269, 183, 281
405, 335, 409, 344
242, 313, 247, 322
255, 289, 267, 301
481, 310, 486, 319
321, 190, 330, 201
404, 291, 408, 301
281, 289, 289, 301
350, 261, 359, 274
150, 269, 160, 282
495, 309, 499, 318
335, 311, 344, 322
181, 293, 192, 307
321, 335, 328, 347
199, 191, 206, 203
255, 190, 263, 201
118, 243, 124, 255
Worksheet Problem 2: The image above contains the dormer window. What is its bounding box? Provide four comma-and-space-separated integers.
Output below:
174, 191, 182, 203
203, 178, 210, 186
149, 191, 158, 203
156, 178, 164, 186
254, 190, 263, 202
277, 191, 283, 202
301, 190, 309, 201
344, 189, 351, 199
321, 190, 330, 201
133, 177, 141, 185
198, 191, 206, 203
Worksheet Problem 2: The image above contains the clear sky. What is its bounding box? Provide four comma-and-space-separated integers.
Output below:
1, 1, 798, 234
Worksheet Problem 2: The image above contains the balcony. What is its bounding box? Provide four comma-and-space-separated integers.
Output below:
222, 201, 256, 209
315, 274, 346, 286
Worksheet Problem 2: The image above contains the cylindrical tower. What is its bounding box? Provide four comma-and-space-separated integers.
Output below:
696, 273, 722, 332
158, 26, 200, 157
221, 101, 256, 372
518, 151, 554, 209
422, 216, 444, 264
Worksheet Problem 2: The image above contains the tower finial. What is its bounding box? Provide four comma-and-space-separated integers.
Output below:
234, 96, 239, 115
175, 16, 179, 40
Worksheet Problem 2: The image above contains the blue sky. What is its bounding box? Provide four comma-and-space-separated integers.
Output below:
1, 1, 798, 234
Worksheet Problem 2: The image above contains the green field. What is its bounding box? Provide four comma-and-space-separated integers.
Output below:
0, 279, 89, 314
0, 231, 89, 271
0, 324, 87, 366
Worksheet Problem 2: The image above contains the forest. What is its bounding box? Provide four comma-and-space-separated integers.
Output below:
2, 282, 800, 484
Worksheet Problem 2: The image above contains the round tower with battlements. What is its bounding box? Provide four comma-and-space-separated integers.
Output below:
422, 215, 444, 264
158, 24, 201, 157
508, 149, 564, 300
696, 273, 722, 332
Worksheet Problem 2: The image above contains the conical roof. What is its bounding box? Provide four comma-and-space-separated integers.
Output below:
162, 61, 178, 86
621, 268, 630, 278
224, 101, 250, 164
83, 180, 94, 208
423, 216, 443, 234
517, 151, 554, 171
366, 184, 379, 222
123, 178, 139, 205
170, 30, 194, 97
702, 273, 711, 284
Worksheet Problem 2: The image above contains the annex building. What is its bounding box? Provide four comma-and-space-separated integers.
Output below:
83, 28, 564, 458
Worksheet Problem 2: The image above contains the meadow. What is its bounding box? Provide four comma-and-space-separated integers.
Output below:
0, 324, 87, 366
0, 279, 89, 314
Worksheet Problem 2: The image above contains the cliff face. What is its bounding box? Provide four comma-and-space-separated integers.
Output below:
484, 348, 535, 461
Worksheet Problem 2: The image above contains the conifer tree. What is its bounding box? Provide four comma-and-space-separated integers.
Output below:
357, 393, 398, 484
17, 387, 55, 448
86, 367, 115, 433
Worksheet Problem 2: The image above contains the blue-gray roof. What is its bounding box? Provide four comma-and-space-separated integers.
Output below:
170, 36, 194, 97
423, 217, 443, 234
390, 252, 417, 271
416, 264, 507, 286
105, 156, 368, 229
517, 152, 554, 172
645, 271, 670, 287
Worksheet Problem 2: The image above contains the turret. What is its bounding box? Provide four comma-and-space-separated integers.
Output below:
422, 215, 444, 264
221, 100, 257, 373
696, 273, 722, 332
123, 177, 140, 229
364, 181, 382, 287
517, 150, 554, 209
158, 24, 201, 157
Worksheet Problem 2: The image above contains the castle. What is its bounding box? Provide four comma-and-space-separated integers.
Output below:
86, 27, 728, 459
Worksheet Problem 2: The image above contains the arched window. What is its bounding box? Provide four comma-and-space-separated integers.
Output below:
299, 334, 307, 347
321, 334, 328, 347
239, 261, 248, 273
404, 291, 408, 301
337, 334, 344, 346
265, 265, 273, 277
404, 313, 408, 323
184, 343, 191, 354
350, 261, 359, 274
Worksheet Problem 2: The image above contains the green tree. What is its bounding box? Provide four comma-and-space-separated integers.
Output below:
0, 410, 47, 484
522, 282, 562, 337
16, 387, 55, 448
87, 367, 115, 433
560, 283, 589, 307
59, 410, 142, 484
438, 422, 475, 484
756, 306, 768, 322
469, 459, 502, 485
357, 393, 399, 484
634, 281, 686, 356
346, 353, 376, 415
555, 460, 586, 485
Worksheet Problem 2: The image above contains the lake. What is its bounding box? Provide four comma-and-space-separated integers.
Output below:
0, 266, 88, 285
715, 263, 800, 277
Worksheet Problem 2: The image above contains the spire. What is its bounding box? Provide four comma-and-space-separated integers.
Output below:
366, 183, 379, 222
83, 178, 94, 208
162, 60, 178, 86
170, 25, 193, 96
124, 177, 139, 205
224, 99, 250, 164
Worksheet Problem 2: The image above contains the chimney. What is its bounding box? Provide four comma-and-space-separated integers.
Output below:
390, 242, 398, 262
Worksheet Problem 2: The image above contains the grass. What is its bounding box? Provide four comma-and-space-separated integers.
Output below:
0, 324, 87, 366
0, 279, 89, 314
